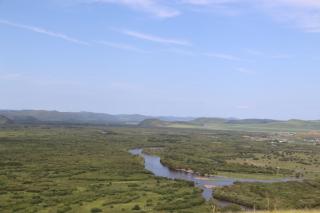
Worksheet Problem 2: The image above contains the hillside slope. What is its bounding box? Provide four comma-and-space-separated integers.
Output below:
0, 110, 119, 124
0, 115, 13, 125
0, 110, 193, 125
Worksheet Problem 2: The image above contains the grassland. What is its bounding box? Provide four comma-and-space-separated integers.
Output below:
0, 125, 210, 213
166, 120, 320, 133
143, 130, 320, 179
243, 211, 320, 213
0, 124, 319, 212
139, 127, 320, 211
214, 180, 320, 210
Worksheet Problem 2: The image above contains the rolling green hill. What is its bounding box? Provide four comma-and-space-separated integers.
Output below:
1, 110, 320, 132
0, 110, 119, 124
0, 110, 193, 125
0, 110, 156, 125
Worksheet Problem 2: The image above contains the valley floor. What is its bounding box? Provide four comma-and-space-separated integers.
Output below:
0, 124, 319, 212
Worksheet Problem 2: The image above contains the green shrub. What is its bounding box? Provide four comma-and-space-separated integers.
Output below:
220, 204, 242, 212
91, 207, 102, 213
132, 204, 141, 210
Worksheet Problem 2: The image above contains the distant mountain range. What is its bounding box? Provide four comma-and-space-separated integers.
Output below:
0, 110, 319, 132
0, 110, 193, 125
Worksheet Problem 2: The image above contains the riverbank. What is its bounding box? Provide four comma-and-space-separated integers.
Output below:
0, 126, 212, 213
158, 156, 295, 181
144, 148, 298, 185
216, 171, 292, 180
142, 131, 320, 181
130, 148, 304, 211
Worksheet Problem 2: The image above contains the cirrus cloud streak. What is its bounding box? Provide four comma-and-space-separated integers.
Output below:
0, 19, 90, 46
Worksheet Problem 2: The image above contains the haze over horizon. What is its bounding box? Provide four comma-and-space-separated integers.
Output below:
1, 108, 319, 122
1, 0, 320, 120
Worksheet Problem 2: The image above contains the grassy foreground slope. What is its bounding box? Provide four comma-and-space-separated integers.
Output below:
0, 125, 210, 213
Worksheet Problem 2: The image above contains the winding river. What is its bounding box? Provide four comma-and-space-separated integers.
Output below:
129, 148, 295, 204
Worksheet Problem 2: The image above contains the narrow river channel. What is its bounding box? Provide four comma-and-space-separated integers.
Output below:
129, 148, 295, 204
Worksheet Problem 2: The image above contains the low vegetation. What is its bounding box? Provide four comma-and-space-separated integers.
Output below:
144, 130, 320, 179
0, 123, 319, 212
214, 180, 320, 210
243, 211, 320, 213
0, 125, 210, 212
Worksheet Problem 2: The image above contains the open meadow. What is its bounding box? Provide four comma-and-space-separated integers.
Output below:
0, 124, 319, 212
0, 125, 211, 213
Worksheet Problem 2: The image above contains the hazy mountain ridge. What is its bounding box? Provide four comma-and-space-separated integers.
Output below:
138, 117, 320, 132
1, 110, 319, 131
0, 110, 193, 125
0, 115, 13, 125
0, 110, 118, 124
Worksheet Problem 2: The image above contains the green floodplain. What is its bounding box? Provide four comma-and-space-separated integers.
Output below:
0, 124, 319, 212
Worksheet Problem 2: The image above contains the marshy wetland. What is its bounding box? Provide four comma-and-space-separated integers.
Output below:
0, 124, 319, 212
129, 148, 296, 203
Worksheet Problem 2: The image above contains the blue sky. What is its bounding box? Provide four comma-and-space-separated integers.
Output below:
1, 0, 320, 119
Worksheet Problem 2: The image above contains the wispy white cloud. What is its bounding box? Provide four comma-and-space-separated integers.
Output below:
183, 0, 320, 8
245, 49, 293, 60
236, 105, 250, 110
265, 0, 320, 9
235, 67, 255, 74
261, 0, 320, 32
270, 53, 293, 59
88, 0, 320, 32
0, 19, 89, 46
94, 0, 180, 18
181, 0, 320, 32
181, 0, 239, 6
95, 40, 149, 53
245, 49, 264, 56
0, 72, 23, 81
120, 29, 192, 46
205, 52, 241, 61
161, 48, 195, 56
64, 0, 320, 32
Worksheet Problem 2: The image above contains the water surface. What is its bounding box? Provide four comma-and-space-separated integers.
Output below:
129, 148, 294, 202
